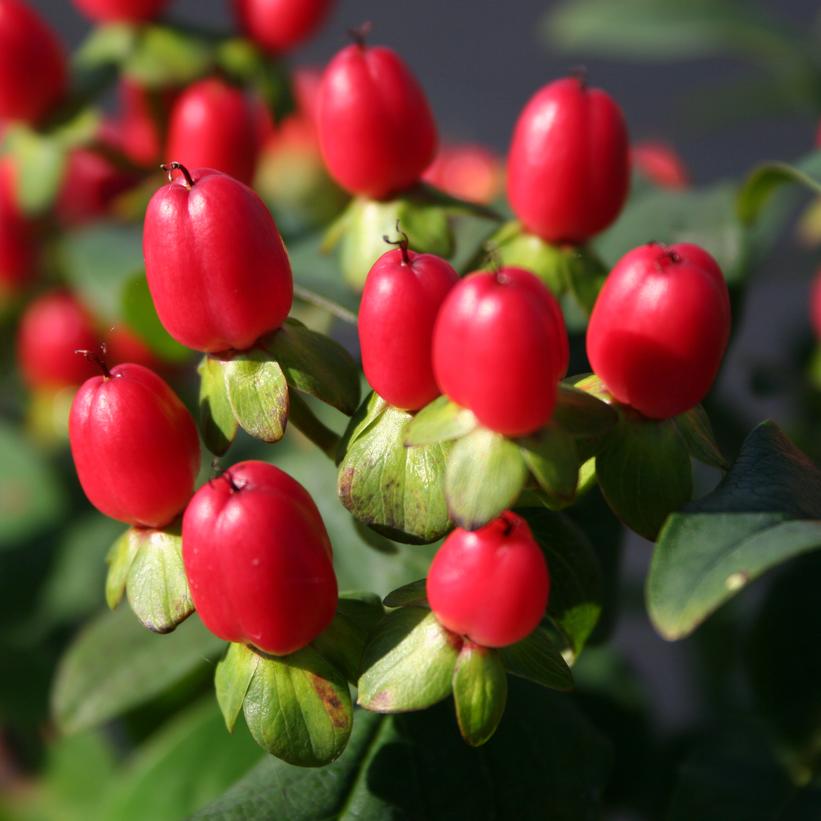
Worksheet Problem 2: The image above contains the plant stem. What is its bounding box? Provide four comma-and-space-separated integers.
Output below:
288, 392, 341, 460
292, 284, 358, 326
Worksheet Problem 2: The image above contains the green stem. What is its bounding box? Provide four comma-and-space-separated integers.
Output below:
288, 392, 341, 460
292, 285, 358, 325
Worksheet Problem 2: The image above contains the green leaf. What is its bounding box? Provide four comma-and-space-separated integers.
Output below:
260, 318, 360, 414
123, 23, 213, 88
498, 626, 574, 691
223, 350, 289, 443
0, 421, 66, 550
198, 356, 238, 456
193, 679, 610, 819
403, 395, 479, 446
383, 578, 428, 609
4, 124, 68, 215
518, 507, 604, 659
338, 395, 451, 544
452, 644, 508, 747
242, 645, 353, 767
120, 274, 190, 362
215, 643, 260, 733
553, 382, 618, 438
738, 152, 821, 224
52, 607, 224, 734
674, 404, 728, 469
105, 527, 139, 609
648, 421, 821, 640
358, 608, 460, 712
310, 592, 385, 683
446, 427, 528, 529
596, 414, 692, 540
518, 425, 579, 508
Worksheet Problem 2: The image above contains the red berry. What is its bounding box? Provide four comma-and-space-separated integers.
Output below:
427, 511, 549, 648
423, 142, 503, 205
0, 158, 35, 299
143, 165, 293, 353
0, 0, 66, 124
72, 0, 168, 22
811, 271, 821, 340
233, 0, 332, 53
70, 362, 200, 527
432, 267, 569, 436
317, 42, 437, 199
166, 78, 260, 185
182, 460, 338, 656
507, 76, 629, 245
17, 291, 100, 389
359, 243, 458, 410
116, 79, 176, 168
631, 140, 689, 189
104, 325, 163, 370
586, 242, 731, 419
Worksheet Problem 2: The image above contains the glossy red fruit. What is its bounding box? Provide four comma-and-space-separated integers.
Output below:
0, 0, 66, 123
166, 78, 260, 185
233, 0, 332, 53
631, 140, 689, 189
117, 79, 175, 168
72, 0, 168, 22
432, 267, 569, 436
0, 159, 35, 299
70, 362, 200, 527
507, 76, 629, 245
17, 291, 100, 389
143, 164, 293, 353
423, 143, 503, 205
359, 240, 458, 410
317, 42, 437, 199
427, 511, 549, 648
182, 460, 338, 656
587, 242, 731, 419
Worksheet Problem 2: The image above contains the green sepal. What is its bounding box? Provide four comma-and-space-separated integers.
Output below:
499, 626, 574, 692
674, 404, 728, 470
337, 393, 451, 544
215, 642, 260, 733
452, 643, 508, 747
553, 382, 618, 439
310, 592, 385, 683
403, 395, 479, 447
223, 350, 289, 443
383, 579, 428, 609
198, 356, 238, 456
518, 424, 579, 509
596, 412, 693, 541
445, 427, 528, 529
105, 523, 193, 634
357, 608, 460, 712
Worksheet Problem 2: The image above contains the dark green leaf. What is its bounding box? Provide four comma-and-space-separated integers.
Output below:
452, 644, 508, 747
358, 608, 459, 712
198, 355, 238, 456
738, 152, 821, 225
215, 643, 260, 733
382, 578, 428, 609
674, 404, 728, 469
223, 350, 289, 443
446, 427, 528, 529
403, 395, 478, 447
648, 422, 821, 639
499, 626, 574, 691
553, 382, 618, 438
597, 415, 692, 540
120, 274, 190, 362
518, 425, 579, 508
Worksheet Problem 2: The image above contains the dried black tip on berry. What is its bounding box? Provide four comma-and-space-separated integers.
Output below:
383, 220, 411, 264
347, 21, 372, 49
75, 344, 112, 379
161, 161, 195, 189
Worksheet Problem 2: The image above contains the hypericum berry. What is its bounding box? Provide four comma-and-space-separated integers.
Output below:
317, 36, 437, 199
359, 234, 459, 410
423, 143, 503, 205
0, 159, 35, 299
233, 0, 333, 53
182, 460, 338, 656
507, 75, 629, 245
72, 0, 168, 22
812, 271, 821, 340
586, 242, 731, 419
104, 325, 163, 370
70, 361, 200, 527
143, 163, 293, 353
632, 140, 689, 189
0, 0, 66, 124
166, 78, 260, 185
427, 511, 549, 648
432, 267, 569, 436
17, 291, 100, 389
116, 79, 175, 168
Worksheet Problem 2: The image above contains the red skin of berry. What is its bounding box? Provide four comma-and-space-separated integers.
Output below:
72, 0, 168, 22
359, 247, 459, 410
812, 271, 821, 340
0, 0, 66, 124
116, 79, 176, 168
586, 242, 731, 419
17, 291, 100, 389
182, 460, 338, 656
507, 76, 630, 245
143, 166, 293, 353
423, 143, 503, 205
317, 44, 438, 199
166, 79, 260, 185
0, 159, 35, 299
104, 325, 164, 370
70, 363, 200, 527
427, 511, 550, 648
432, 267, 569, 436
233, 0, 332, 53
631, 140, 689, 189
